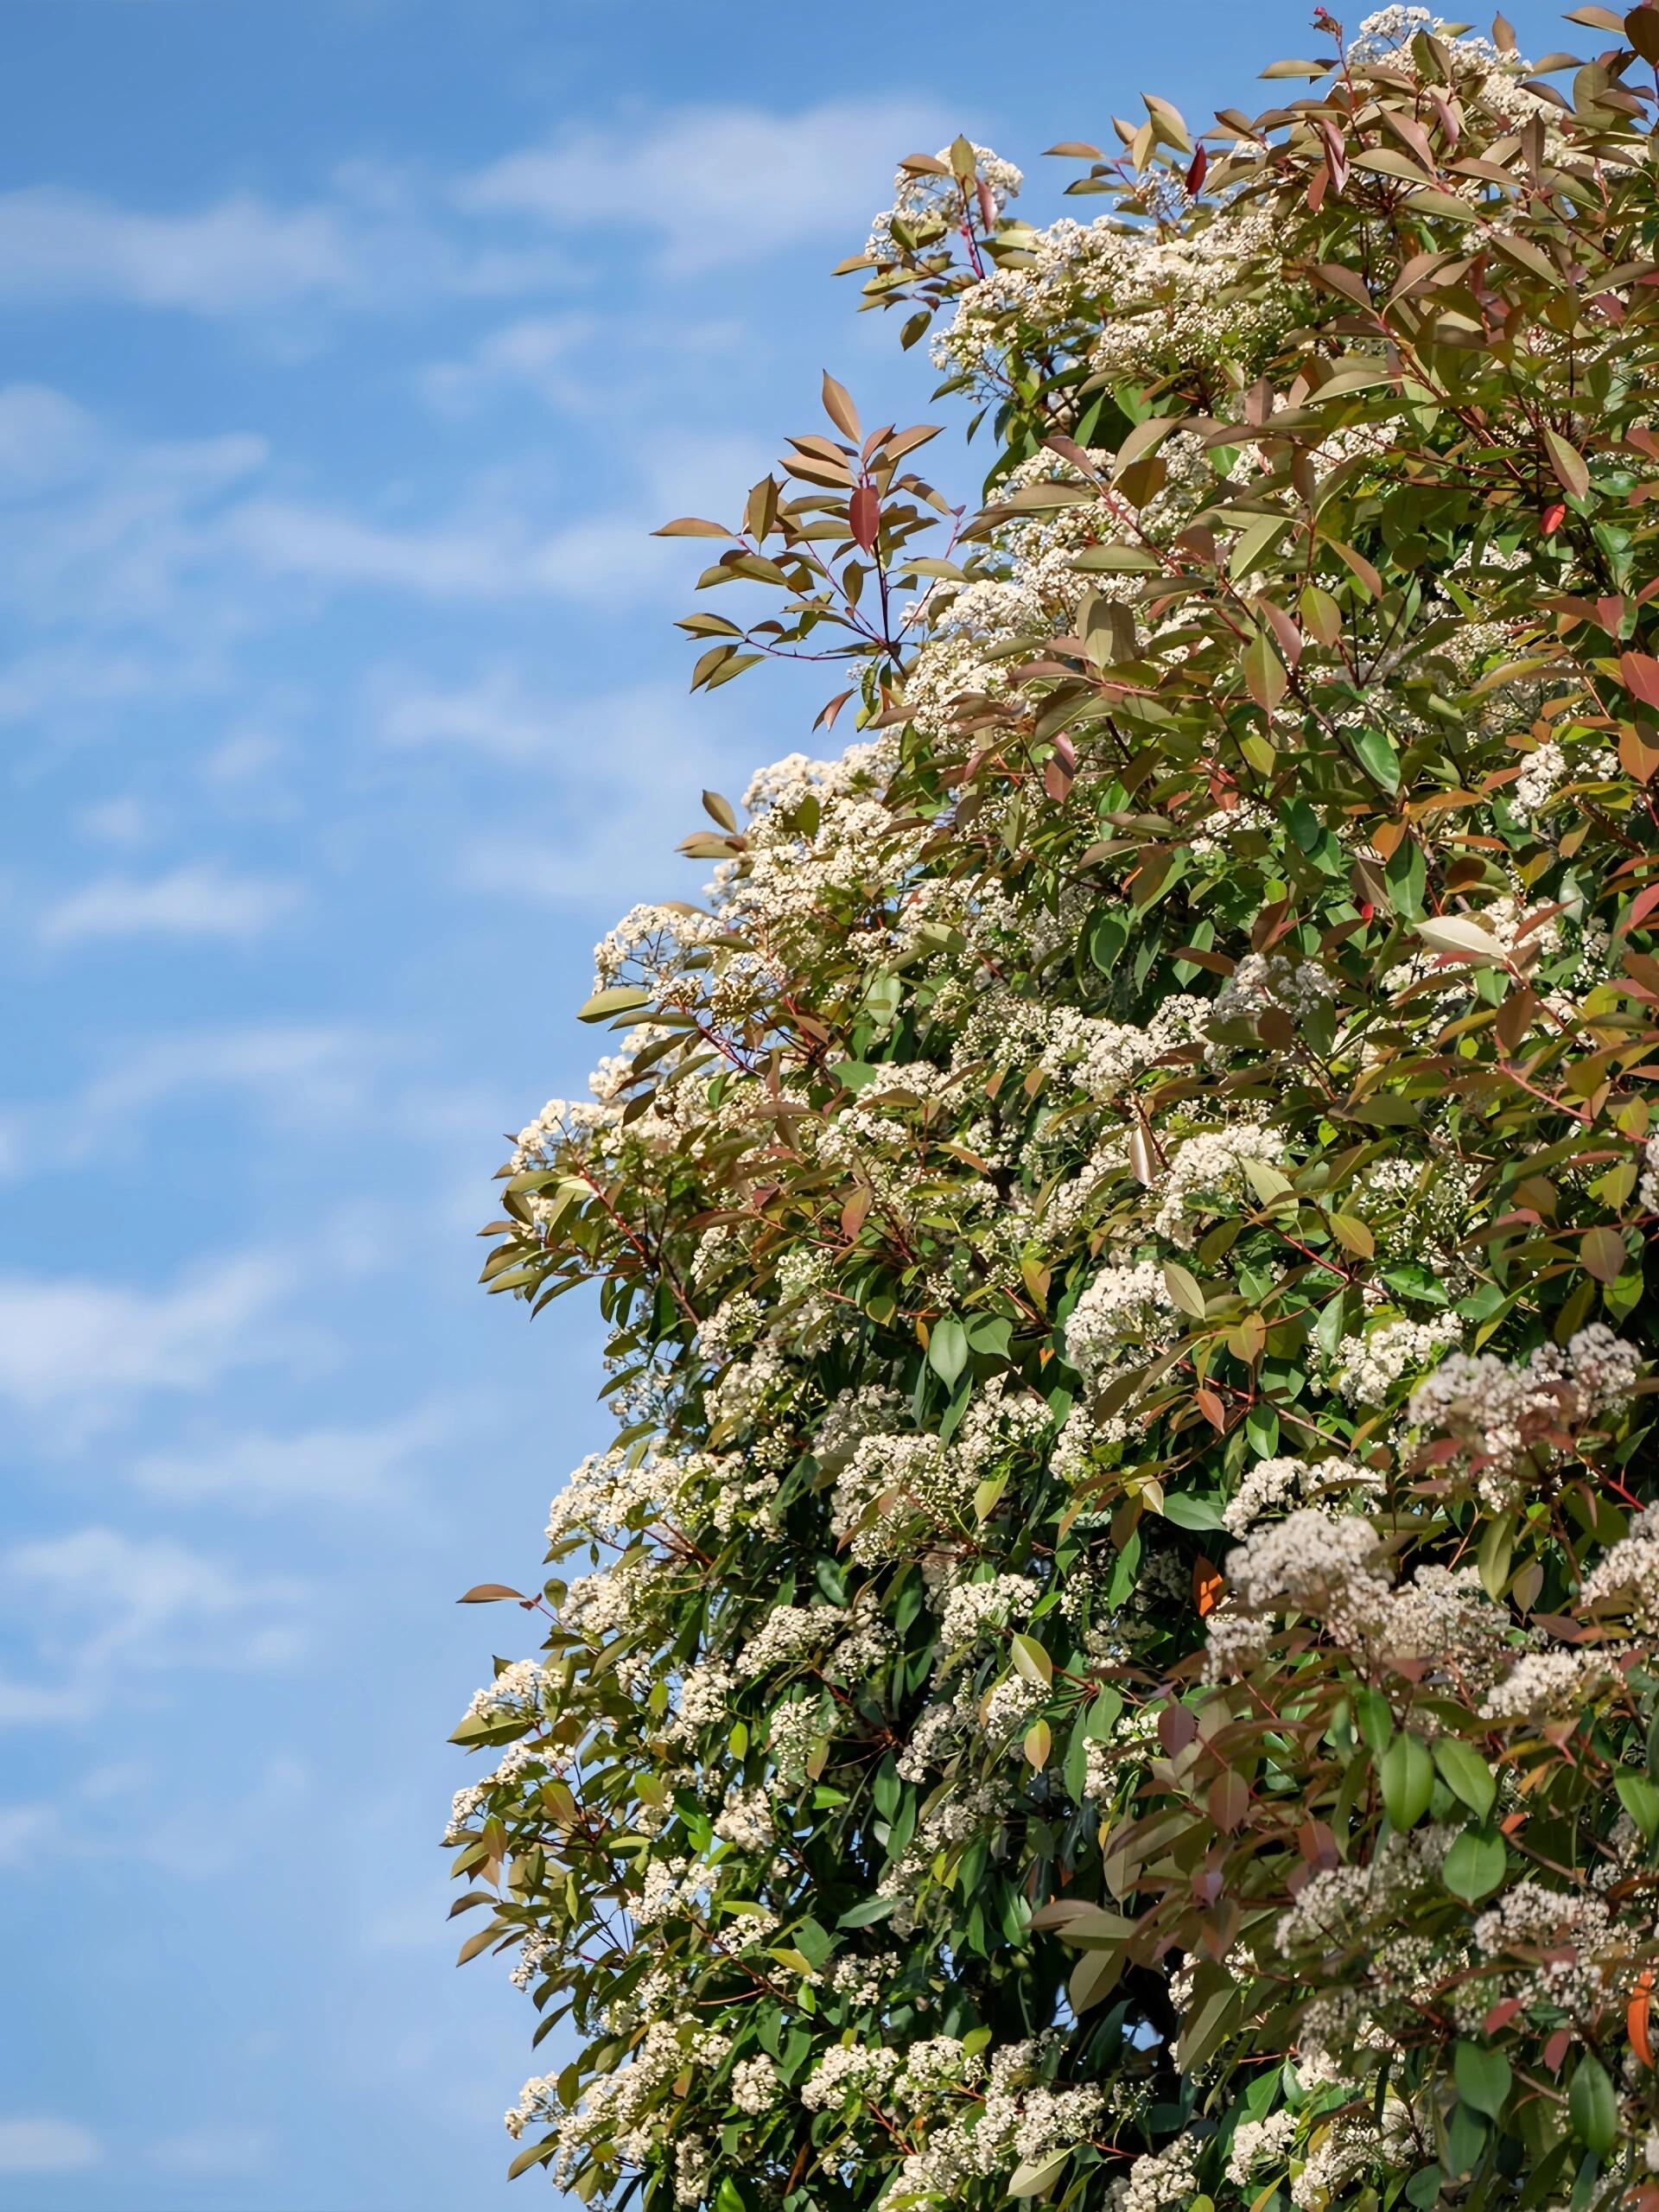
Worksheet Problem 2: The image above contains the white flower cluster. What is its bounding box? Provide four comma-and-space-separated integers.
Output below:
505, 2014, 733, 2177
1227, 2110, 1297, 2187
665, 1659, 734, 1744
938, 1572, 1034, 1648
1581, 1502, 1659, 1629
1408, 1325, 1642, 1498
466, 1658, 550, 1722
713, 1786, 775, 1853
1208, 951, 1335, 1029
830, 1431, 971, 1567
1336, 1313, 1465, 1406
1277, 1825, 1456, 1955
1478, 1645, 1616, 1722
729, 2055, 780, 2116
1223, 1453, 1379, 1535
1210, 1511, 1510, 1686
830, 1953, 892, 2010
864, 142, 1023, 263
875, 2037, 1106, 2202
736, 1604, 836, 1677
1063, 1262, 1177, 1379
1154, 1123, 1286, 1245
800, 2041, 899, 2111
545, 1446, 685, 1552
1642, 1131, 1659, 1215
1471, 1879, 1621, 2017
1039, 997, 1208, 1102
1112, 2135, 1200, 2212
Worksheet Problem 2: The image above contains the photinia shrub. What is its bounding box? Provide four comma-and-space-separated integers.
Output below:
448, 13, 1659, 2212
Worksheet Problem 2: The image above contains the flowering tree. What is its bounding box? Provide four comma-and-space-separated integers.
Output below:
448, 12, 1659, 2212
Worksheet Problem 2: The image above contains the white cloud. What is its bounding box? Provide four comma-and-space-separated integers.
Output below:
418, 312, 596, 415
417, 310, 741, 419
0, 396, 266, 634
0, 642, 221, 731
0, 164, 586, 322
37, 861, 302, 944
459, 97, 951, 274
0, 2118, 99, 2174
374, 663, 560, 759
0, 1251, 294, 1414
0, 1805, 53, 1865
148, 2124, 272, 2177
80, 1023, 380, 1128
75, 795, 158, 848
130, 1406, 448, 1510
453, 676, 747, 904
0, 1527, 309, 1724
201, 729, 287, 785
0, 1023, 392, 1184
0, 382, 101, 487
0, 187, 357, 314
223, 494, 681, 607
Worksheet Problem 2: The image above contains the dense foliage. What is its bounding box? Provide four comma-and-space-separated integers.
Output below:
448, 14, 1659, 2212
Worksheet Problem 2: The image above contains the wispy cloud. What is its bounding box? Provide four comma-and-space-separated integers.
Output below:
36, 861, 302, 944
0, 2118, 99, 2174
0, 381, 103, 486
0, 390, 266, 634
417, 310, 741, 419
0, 1805, 53, 1866
148, 2124, 273, 2177
0, 1527, 309, 1725
223, 494, 683, 606
373, 662, 561, 759
0, 187, 358, 314
452, 676, 747, 904
130, 1406, 450, 1511
0, 176, 575, 322
417, 312, 596, 416
0, 1251, 295, 1414
458, 97, 951, 275
0, 1024, 395, 1184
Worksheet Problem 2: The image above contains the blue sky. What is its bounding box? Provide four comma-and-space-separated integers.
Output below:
0, 2, 1566, 2205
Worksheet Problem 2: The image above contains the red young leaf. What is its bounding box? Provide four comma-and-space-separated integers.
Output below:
1619, 651, 1659, 708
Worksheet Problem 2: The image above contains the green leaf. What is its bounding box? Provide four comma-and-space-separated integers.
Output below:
1581, 1225, 1628, 1285
928, 1315, 969, 1387
1160, 1491, 1226, 1531
1380, 1733, 1434, 1828
1454, 2040, 1512, 2118
1008, 2148, 1073, 2197
1010, 1632, 1053, 1687
576, 985, 653, 1023
1230, 512, 1292, 581
1244, 1158, 1294, 1205
1243, 626, 1287, 712
506, 2139, 558, 2180
1568, 2054, 1618, 2156
1433, 1739, 1497, 1821
1352, 726, 1401, 792
1162, 1261, 1207, 1319
1444, 1828, 1507, 1902
1543, 427, 1591, 502
836, 1895, 895, 1929
1616, 1771, 1659, 1840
